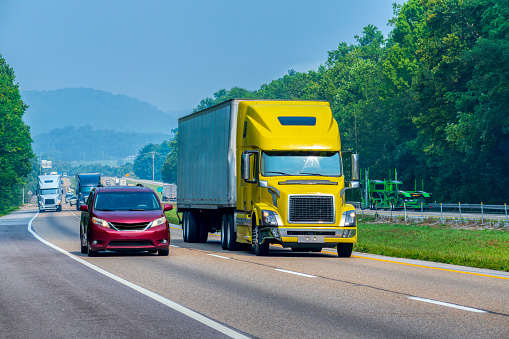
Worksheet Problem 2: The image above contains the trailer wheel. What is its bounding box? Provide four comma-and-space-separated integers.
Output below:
220, 214, 228, 250
337, 243, 353, 258
226, 214, 237, 251
182, 212, 188, 242
197, 214, 208, 243
187, 211, 199, 243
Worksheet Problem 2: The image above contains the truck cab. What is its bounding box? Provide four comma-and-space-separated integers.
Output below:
37, 174, 63, 212
234, 101, 359, 256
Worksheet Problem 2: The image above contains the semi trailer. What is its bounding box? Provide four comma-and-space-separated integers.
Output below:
177, 99, 359, 257
75, 173, 101, 210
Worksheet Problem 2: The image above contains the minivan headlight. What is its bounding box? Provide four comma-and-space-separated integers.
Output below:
92, 217, 109, 228
151, 216, 167, 228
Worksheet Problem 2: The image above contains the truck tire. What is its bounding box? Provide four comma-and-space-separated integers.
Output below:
197, 214, 209, 243
254, 226, 269, 256
182, 212, 188, 242
337, 243, 353, 257
187, 211, 199, 243
226, 214, 237, 251
220, 214, 228, 250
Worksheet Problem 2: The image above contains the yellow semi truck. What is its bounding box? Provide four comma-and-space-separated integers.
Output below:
177, 99, 359, 256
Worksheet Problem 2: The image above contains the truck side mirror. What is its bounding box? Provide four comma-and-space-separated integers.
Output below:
241, 153, 251, 180
351, 154, 360, 181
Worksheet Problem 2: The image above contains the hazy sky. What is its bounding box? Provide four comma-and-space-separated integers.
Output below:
1, 0, 402, 113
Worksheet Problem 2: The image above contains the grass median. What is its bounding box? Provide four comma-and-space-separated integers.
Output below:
356, 220, 509, 272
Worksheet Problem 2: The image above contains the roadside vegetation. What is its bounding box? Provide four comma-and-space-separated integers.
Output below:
0, 54, 34, 215
356, 218, 509, 272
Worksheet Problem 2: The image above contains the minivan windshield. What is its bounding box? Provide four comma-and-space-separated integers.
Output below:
94, 192, 160, 211
261, 151, 341, 177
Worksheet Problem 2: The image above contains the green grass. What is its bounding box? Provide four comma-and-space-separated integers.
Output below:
356, 222, 509, 271
165, 207, 181, 226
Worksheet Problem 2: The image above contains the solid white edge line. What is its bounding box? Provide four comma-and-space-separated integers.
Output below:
408, 296, 487, 313
207, 254, 231, 260
170, 244, 181, 248
275, 268, 316, 278
27, 212, 249, 339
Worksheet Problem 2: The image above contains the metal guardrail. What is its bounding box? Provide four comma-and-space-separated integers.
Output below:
349, 201, 509, 225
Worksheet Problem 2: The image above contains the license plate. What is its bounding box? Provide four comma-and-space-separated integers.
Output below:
298, 235, 325, 243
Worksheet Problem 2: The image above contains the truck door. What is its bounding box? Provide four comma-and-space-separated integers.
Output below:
240, 150, 259, 212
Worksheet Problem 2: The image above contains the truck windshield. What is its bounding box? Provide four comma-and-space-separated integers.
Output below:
94, 192, 161, 211
261, 151, 341, 177
41, 188, 59, 195
80, 186, 94, 194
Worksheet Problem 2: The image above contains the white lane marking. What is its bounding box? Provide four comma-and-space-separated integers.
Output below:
275, 268, 316, 278
408, 296, 487, 313
207, 254, 231, 260
170, 244, 181, 248
27, 213, 249, 339
64, 204, 80, 219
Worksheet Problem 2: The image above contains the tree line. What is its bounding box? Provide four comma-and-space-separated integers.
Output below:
160, 0, 508, 204
0, 54, 34, 214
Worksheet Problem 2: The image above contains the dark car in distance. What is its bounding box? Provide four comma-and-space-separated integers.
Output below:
79, 186, 172, 256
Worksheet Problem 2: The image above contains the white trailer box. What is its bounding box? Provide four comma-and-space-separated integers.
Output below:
177, 100, 240, 209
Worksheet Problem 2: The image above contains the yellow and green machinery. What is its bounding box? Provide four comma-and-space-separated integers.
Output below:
361, 170, 432, 210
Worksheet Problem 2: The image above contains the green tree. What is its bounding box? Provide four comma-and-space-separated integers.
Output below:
133, 140, 171, 180
161, 129, 178, 183
0, 54, 34, 213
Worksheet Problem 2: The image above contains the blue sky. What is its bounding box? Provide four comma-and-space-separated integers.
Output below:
1, 0, 403, 113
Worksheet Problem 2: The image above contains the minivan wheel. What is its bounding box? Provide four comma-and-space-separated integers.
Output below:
87, 243, 98, 257
158, 249, 169, 256
80, 231, 87, 254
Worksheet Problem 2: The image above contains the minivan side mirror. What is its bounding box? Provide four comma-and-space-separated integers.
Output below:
79, 205, 88, 212
163, 204, 173, 211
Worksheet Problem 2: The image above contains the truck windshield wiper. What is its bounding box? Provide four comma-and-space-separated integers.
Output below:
264, 171, 292, 176
298, 172, 326, 176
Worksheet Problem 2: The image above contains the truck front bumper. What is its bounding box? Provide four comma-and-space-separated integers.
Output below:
259, 226, 357, 248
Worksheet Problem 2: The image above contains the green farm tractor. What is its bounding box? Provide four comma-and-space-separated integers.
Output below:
361, 170, 432, 210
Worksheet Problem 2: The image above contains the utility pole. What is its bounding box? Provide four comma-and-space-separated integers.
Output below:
149, 152, 156, 190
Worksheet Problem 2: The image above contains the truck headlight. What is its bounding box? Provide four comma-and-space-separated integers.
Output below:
150, 216, 167, 228
92, 217, 109, 228
343, 210, 356, 227
261, 210, 279, 226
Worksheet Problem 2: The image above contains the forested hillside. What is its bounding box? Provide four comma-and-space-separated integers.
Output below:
168, 0, 508, 204
32, 126, 170, 161
0, 54, 34, 213
22, 88, 177, 135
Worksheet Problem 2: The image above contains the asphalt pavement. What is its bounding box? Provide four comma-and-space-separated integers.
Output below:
1, 204, 508, 338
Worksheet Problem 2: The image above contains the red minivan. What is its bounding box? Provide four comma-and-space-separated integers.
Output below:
80, 186, 172, 256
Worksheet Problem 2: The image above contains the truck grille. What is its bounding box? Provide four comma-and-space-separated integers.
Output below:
288, 195, 334, 223
45, 199, 55, 204
109, 222, 150, 231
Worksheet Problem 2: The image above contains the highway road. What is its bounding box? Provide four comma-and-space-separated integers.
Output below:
3, 203, 508, 338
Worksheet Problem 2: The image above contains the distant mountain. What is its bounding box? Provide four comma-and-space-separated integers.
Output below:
22, 88, 178, 135
32, 125, 170, 162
